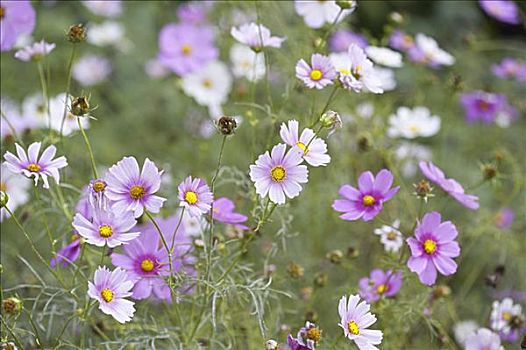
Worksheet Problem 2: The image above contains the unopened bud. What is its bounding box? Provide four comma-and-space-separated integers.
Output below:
389, 11, 404, 24
265, 339, 278, 350
0, 191, 8, 208
413, 180, 434, 202
326, 249, 343, 264
347, 246, 360, 258
300, 287, 313, 300
71, 96, 90, 116
336, 0, 357, 10
314, 272, 328, 287
66, 23, 87, 43
482, 163, 497, 180
2, 297, 22, 315
217, 116, 237, 135
357, 134, 371, 152
320, 110, 342, 136
432, 285, 451, 299
305, 310, 318, 322
287, 262, 304, 279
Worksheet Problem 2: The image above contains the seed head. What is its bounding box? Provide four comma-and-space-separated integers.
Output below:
71, 96, 91, 116
2, 297, 22, 315
217, 116, 237, 135
66, 23, 87, 43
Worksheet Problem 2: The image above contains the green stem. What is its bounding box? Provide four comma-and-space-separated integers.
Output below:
77, 117, 99, 179
169, 207, 186, 252
37, 61, 51, 130
59, 45, 77, 139
0, 110, 24, 146
320, 8, 344, 48
24, 308, 44, 348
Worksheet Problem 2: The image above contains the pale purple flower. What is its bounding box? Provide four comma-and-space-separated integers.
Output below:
280, 120, 331, 167
419, 161, 479, 210
406, 212, 460, 286
479, 0, 520, 25
332, 169, 399, 222
294, 0, 355, 29
178, 176, 213, 217
329, 29, 368, 52
490, 298, 524, 340
338, 294, 383, 349
3, 142, 68, 189
0, 0, 36, 51
389, 30, 415, 52
14, 40, 56, 61
358, 269, 402, 303
177, 1, 212, 24
494, 208, 514, 230
287, 334, 310, 350
287, 321, 321, 349
73, 206, 139, 248
144, 58, 170, 79
465, 328, 504, 350
249, 143, 309, 205
82, 0, 123, 18
105, 156, 166, 218
88, 178, 108, 209
492, 58, 526, 82
87, 266, 135, 323
73, 55, 112, 86
212, 197, 249, 230
158, 23, 218, 76
296, 53, 337, 89
50, 234, 81, 268
231, 22, 285, 51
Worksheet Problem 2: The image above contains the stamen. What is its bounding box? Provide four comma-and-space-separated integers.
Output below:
270, 166, 286, 182
423, 239, 437, 254
362, 195, 375, 206
310, 69, 323, 81
99, 225, 113, 238
140, 259, 154, 272
129, 185, 145, 199
185, 191, 198, 205
93, 181, 106, 193
100, 288, 113, 302
306, 327, 322, 342
377, 284, 388, 294
347, 320, 359, 335
27, 163, 41, 172
181, 44, 192, 55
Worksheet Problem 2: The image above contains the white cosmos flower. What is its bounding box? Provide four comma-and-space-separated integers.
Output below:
453, 320, 478, 346
374, 220, 403, 253
365, 46, 403, 68
230, 43, 265, 82
387, 106, 440, 139
373, 67, 396, 92
1, 164, 31, 221
88, 21, 130, 51
415, 33, 455, 67
181, 61, 232, 108
22, 94, 49, 128
73, 55, 112, 86
490, 298, 523, 334
294, 0, 355, 29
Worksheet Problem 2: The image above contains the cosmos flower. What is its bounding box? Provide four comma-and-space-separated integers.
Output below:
249, 143, 309, 205
0, 0, 36, 51
178, 176, 213, 217
87, 21, 128, 51
212, 197, 249, 230
50, 234, 82, 268
365, 46, 403, 68
87, 266, 135, 323
295, 53, 337, 89
176, 1, 212, 24
73, 206, 139, 248
406, 211, 460, 286
158, 23, 218, 76
374, 220, 404, 253
494, 208, 514, 230
338, 294, 383, 350
453, 320, 478, 346
0, 164, 30, 221
329, 44, 384, 93
358, 269, 403, 303
407, 33, 455, 68
181, 61, 232, 108
105, 156, 166, 217
73, 55, 112, 86
329, 29, 368, 52
82, 0, 123, 18
279, 120, 331, 167
230, 43, 266, 82
491, 58, 526, 82
332, 169, 399, 222
387, 106, 441, 139
287, 321, 322, 349
464, 328, 504, 350
88, 178, 108, 209
294, 0, 355, 29
490, 298, 524, 339
14, 40, 55, 61
419, 161, 479, 210
479, 0, 520, 25
231, 22, 285, 51
459, 91, 512, 124
3, 142, 68, 189
389, 30, 415, 52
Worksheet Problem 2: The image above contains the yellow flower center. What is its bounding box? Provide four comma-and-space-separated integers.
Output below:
409, 124, 419, 133
270, 165, 286, 182
181, 44, 192, 55
362, 195, 375, 206
338, 68, 351, 76
0, 182, 6, 192
353, 65, 362, 78
27, 163, 41, 172
347, 320, 359, 335
203, 79, 213, 88
386, 231, 398, 240
306, 327, 322, 342
99, 225, 113, 238
93, 181, 106, 193
309, 69, 323, 81
403, 35, 413, 46
140, 258, 154, 272
185, 191, 198, 205
502, 311, 511, 321
296, 141, 309, 155
100, 288, 113, 302
377, 284, 388, 294
0, 7, 4, 19
129, 185, 145, 199
423, 239, 437, 254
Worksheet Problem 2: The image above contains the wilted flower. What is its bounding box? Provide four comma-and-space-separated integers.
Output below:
3, 142, 68, 189
296, 53, 337, 89
231, 22, 285, 52
465, 328, 504, 350
280, 120, 331, 167
374, 220, 404, 253
358, 269, 403, 303
332, 169, 399, 222
338, 294, 383, 349
387, 106, 441, 139
14, 40, 55, 61
70, 96, 91, 117
294, 0, 354, 29
87, 266, 135, 323
73, 54, 112, 86
406, 212, 460, 286
0, 0, 36, 51
249, 143, 309, 205
479, 0, 520, 25
287, 321, 322, 349
230, 43, 265, 82
178, 176, 213, 217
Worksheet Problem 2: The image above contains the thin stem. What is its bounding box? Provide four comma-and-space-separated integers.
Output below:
34, 187, 56, 256
77, 117, 99, 179
1, 109, 24, 146
37, 61, 51, 130
0, 316, 25, 350
24, 308, 44, 348
169, 207, 186, 252
320, 8, 344, 48
319, 85, 339, 119
59, 45, 76, 139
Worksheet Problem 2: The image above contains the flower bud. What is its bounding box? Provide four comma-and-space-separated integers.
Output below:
413, 180, 434, 202
320, 110, 342, 136
389, 11, 404, 24
287, 262, 304, 279
0, 191, 8, 208
326, 249, 343, 264
357, 134, 371, 152
520, 334, 526, 349
71, 96, 91, 116
336, 0, 357, 10
314, 272, 328, 287
300, 287, 313, 300
482, 163, 497, 180
66, 23, 87, 43
217, 116, 237, 135
347, 246, 360, 258
432, 285, 451, 299
2, 297, 22, 315
265, 340, 278, 350
1, 342, 17, 350
305, 310, 318, 322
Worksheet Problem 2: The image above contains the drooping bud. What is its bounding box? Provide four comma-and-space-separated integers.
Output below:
217, 116, 237, 135
0, 191, 8, 208
71, 96, 91, 116
2, 297, 22, 315
66, 23, 87, 43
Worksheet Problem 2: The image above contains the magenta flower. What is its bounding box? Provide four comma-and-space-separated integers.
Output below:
338, 294, 383, 349
158, 23, 218, 76
296, 53, 337, 89
3, 142, 68, 189
212, 197, 248, 230
0, 0, 36, 51
419, 161, 479, 210
329, 29, 368, 53
465, 328, 504, 350
51, 234, 82, 268
389, 30, 414, 52
14, 40, 56, 61
73, 206, 139, 248
249, 144, 309, 205
105, 156, 166, 218
231, 22, 285, 52
287, 321, 321, 349
287, 334, 310, 350
332, 169, 399, 222
494, 208, 514, 230
479, 0, 520, 25
178, 176, 213, 217
279, 120, 331, 167
87, 266, 135, 323
358, 269, 402, 303
459, 91, 508, 124
406, 212, 460, 286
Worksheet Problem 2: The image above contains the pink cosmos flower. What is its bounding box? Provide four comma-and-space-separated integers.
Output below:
231, 22, 285, 51
329, 29, 368, 52
479, 0, 520, 25
406, 212, 460, 286
0, 0, 36, 51
249, 144, 308, 205
494, 208, 514, 230
332, 169, 399, 222
279, 120, 331, 167
358, 269, 402, 303
419, 161, 479, 210
14, 40, 56, 61
3, 142, 68, 189
338, 294, 383, 349
212, 197, 249, 230
178, 176, 213, 217
296, 53, 337, 89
